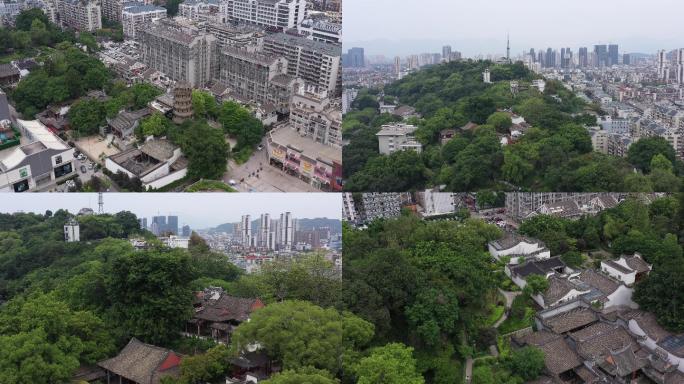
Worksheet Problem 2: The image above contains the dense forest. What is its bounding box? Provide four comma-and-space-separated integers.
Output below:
0, 210, 433, 384
341, 193, 684, 383
342, 60, 683, 192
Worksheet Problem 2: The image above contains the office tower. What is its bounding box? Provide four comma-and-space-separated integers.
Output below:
442, 45, 452, 62
220, 0, 306, 29
152, 216, 166, 235
394, 56, 401, 76
623, 53, 631, 66
122, 3, 167, 39
529, 48, 536, 62
346, 47, 365, 68
578, 47, 588, 68
181, 225, 191, 237
537, 50, 544, 67
139, 218, 147, 230
167, 216, 179, 235
608, 44, 619, 66
241, 215, 251, 247
545, 48, 555, 68
56, 0, 102, 31
594, 44, 608, 67
138, 19, 218, 88
218, 48, 299, 114
263, 33, 342, 95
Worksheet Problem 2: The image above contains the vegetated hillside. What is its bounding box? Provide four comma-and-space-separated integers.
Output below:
343, 60, 682, 192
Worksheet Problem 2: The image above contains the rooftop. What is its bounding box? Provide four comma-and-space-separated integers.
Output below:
270, 125, 342, 164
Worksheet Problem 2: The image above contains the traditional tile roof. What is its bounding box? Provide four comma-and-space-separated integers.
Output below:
602, 344, 647, 377
625, 255, 650, 273
543, 307, 598, 334
579, 269, 619, 296
194, 294, 264, 323
518, 331, 582, 375
98, 338, 181, 384
570, 322, 636, 360
543, 274, 576, 305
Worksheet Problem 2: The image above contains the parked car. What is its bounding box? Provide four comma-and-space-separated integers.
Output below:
256, 144, 264, 151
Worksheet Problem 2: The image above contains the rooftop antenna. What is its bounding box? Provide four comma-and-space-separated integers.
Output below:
98, 192, 104, 214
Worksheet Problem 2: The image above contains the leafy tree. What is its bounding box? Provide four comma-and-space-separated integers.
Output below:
263, 368, 339, 384
15, 8, 50, 31
628, 137, 677, 173
179, 121, 229, 180
523, 274, 548, 295
560, 251, 583, 268
355, 343, 425, 384
140, 112, 169, 137
405, 287, 459, 347
505, 346, 545, 381
486, 112, 513, 133
105, 249, 195, 344
175, 344, 233, 384
231, 300, 374, 376
634, 256, 684, 332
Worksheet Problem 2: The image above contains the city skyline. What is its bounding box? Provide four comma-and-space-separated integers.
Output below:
344, 0, 684, 57
0, 193, 341, 229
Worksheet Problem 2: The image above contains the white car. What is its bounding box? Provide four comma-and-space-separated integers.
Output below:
228, 179, 237, 186
256, 144, 264, 151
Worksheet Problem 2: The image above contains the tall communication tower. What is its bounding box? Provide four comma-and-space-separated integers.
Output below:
98, 192, 104, 214
506, 33, 511, 62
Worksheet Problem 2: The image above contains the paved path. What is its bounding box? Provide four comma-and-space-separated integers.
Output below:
493, 289, 520, 328
464, 357, 473, 384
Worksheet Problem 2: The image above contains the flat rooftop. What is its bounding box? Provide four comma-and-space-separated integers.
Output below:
270, 126, 341, 164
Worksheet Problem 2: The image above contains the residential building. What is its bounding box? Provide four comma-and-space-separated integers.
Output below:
262, 32, 341, 95
0, 119, 76, 192
488, 233, 551, 263
218, 47, 301, 114
299, 18, 341, 44
342, 47, 364, 68
122, 3, 167, 39
179, 0, 220, 22
56, 0, 102, 31
138, 18, 218, 88
64, 218, 80, 242
203, 22, 263, 49
376, 123, 422, 155
289, 88, 341, 147
415, 190, 459, 217
219, 0, 306, 29
277, 212, 293, 251
342, 192, 357, 223
161, 235, 189, 248
600, 253, 651, 286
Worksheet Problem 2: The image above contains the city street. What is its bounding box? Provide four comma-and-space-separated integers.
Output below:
223, 139, 318, 192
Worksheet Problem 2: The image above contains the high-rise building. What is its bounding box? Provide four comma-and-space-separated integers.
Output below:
529, 48, 536, 62
138, 19, 218, 88
594, 44, 608, 67
545, 48, 555, 68
263, 33, 342, 95
657, 50, 668, 80
56, 0, 102, 32
101, 0, 123, 22
278, 212, 293, 250
608, 44, 619, 66
675, 49, 684, 84
220, 0, 306, 30
394, 56, 401, 77
181, 225, 191, 237
442, 45, 452, 62
218, 47, 301, 114
167, 216, 179, 235
122, 3, 167, 39
152, 216, 166, 235
343, 47, 365, 68
241, 215, 252, 247
623, 53, 631, 66
259, 213, 271, 249
179, 0, 220, 22
578, 47, 589, 68
139, 217, 148, 230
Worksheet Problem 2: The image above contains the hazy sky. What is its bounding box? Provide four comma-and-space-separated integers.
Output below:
2, 193, 341, 229
344, 0, 684, 57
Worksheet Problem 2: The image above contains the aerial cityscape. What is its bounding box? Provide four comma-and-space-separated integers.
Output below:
342, 0, 684, 192
0, 0, 341, 193
5, 0, 684, 383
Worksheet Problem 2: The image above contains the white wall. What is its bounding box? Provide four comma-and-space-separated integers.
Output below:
606, 285, 636, 308
144, 168, 187, 190
601, 261, 636, 286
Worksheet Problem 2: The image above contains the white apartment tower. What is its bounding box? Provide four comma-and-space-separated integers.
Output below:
658, 50, 668, 81
138, 19, 218, 88
676, 48, 684, 84
64, 218, 80, 242
259, 213, 272, 249
220, 0, 306, 29
57, 0, 102, 32
278, 212, 294, 251
241, 214, 252, 248
122, 3, 167, 39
